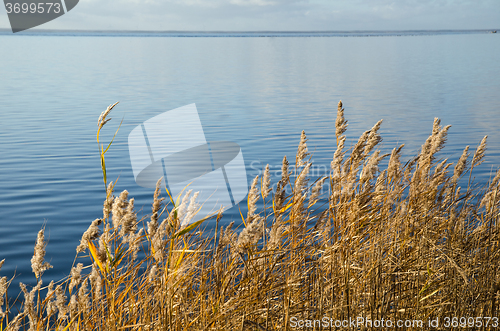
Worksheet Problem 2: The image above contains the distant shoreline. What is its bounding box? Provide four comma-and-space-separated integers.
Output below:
0, 28, 499, 37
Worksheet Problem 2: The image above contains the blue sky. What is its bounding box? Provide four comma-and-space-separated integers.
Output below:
0, 0, 499, 31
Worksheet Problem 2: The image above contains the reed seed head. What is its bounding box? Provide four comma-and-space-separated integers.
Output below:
308, 176, 327, 208
45, 281, 56, 319
296, 130, 309, 168
430, 124, 451, 156
77, 218, 102, 253
387, 144, 404, 181
8, 314, 23, 331
267, 221, 285, 250
20, 280, 41, 329
128, 228, 143, 261
89, 265, 102, 300
69, 294, 78, 318
294, 162, 311, 193
0, 276, 7, 318
31, 228, 52, 279
351, 130, 370, 165
148, 178, 165, 236
331, 136, 346, 171
148, 265, 157, 282
103, 182, 114, 219
452, 146, 469, 183
360, 150, 383, 183
336, 100, 348, 139
432, 117, 441, 135
218, 222, 236, 249
237, 215, 264, 252
489, 168, 500, 190
55, 284, 68, 320
112, 190, 129, 229
364, 119, 383, 156
177, 189, 193, 225
472, 136, 487, 167
97, 102, 118, 129
262, 164, 271, 199
247, 176, 260, 223
182, 191, 200, 228
281, 155, 290, 183
69, 263, 84, 293
120, 197, 137, 239
78, 279, 90, 311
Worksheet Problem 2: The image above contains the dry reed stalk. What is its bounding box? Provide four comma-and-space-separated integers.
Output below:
3, 100, 500, 331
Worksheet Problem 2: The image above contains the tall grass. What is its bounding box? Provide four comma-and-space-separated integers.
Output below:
2, 101, 500, 330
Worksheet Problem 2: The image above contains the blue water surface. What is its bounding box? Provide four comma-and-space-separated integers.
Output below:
0, 30, 499, 287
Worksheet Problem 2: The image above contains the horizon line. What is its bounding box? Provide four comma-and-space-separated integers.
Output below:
0, 28, 498, 33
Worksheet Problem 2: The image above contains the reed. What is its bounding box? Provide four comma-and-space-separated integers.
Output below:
2, 101, 500, 330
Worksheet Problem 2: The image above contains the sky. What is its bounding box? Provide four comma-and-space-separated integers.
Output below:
0, 0, 499, 31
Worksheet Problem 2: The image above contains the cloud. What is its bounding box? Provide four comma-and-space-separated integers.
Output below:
229, 0, 278, 6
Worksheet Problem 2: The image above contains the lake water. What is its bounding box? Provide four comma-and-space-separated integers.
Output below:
1, 30, 499, 287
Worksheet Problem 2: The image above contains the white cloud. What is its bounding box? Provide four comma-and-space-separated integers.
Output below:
229, 0, 278, 6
